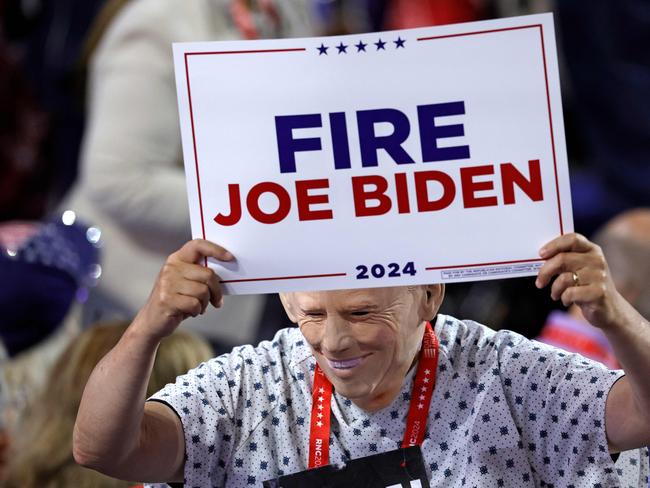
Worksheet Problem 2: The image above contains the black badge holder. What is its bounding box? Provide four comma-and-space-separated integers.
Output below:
263, 445, 429, 488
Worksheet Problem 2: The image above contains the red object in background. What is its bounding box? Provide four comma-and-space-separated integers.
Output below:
0, 429, 9, 481
385, 0, 483, 29
537, 311, 620, 370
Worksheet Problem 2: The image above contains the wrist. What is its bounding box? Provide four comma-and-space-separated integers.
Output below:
125, 308, 167, 352
600, 294, 646, 334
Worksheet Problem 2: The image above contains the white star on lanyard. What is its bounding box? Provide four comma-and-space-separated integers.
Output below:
317, 412, 323, 419
319, 387, 325, 393
417, 403, 424, 409
318, 396, 324, 402
419, 394, 426, 401
318, 404, 324, 410
423, 377, 429, 383
424, 369, 431, 375
317, 421, 323, 427
421, 386, 427, 392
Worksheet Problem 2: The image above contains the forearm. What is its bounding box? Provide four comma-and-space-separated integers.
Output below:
72, 239, 228, 480
536, 233, 650, 451
606, 303, 650, 406
602, 299, 650, 449
73, 316, 159, 473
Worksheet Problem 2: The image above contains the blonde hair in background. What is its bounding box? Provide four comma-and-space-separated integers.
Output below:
2, 321, 213, 488
149, 325, 214, 397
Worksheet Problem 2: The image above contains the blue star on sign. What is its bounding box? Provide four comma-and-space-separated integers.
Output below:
355, 40, 367, 52
317, 43, 328, 55
394, 36, 406, 48
336, 42, 348, 54
375, 38, 386, 50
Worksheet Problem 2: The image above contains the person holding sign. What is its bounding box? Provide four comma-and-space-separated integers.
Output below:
74, 233, 650, 487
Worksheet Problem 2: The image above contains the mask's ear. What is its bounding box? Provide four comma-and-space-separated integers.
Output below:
279, 293, 298, 323
419, 284, 445, 322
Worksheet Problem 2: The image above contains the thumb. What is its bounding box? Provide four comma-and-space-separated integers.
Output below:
173, 239, 234, 264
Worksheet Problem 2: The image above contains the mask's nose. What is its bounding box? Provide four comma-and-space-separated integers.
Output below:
320, 314, 354, 356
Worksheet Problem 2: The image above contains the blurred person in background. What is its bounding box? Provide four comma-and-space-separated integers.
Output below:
537, 208, 650, 368
1, 320, 213, 488
0, 215, 101, 405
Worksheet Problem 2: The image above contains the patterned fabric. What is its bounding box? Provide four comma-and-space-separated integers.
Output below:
148, 315, 649, 487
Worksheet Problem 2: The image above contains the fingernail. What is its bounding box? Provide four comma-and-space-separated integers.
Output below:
535, 279, 541, 288
224, 251, 234, 260
539, 246, 548, 257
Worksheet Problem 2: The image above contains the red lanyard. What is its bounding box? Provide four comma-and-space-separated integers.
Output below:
308, 322, 439, 469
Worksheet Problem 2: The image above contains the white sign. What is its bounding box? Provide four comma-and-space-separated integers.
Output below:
174, 13, 573, 295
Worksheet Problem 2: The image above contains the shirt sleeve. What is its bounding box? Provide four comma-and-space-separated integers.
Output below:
494, 329, 632, 485
148, 356, 241, 486
147, 336, 289, 486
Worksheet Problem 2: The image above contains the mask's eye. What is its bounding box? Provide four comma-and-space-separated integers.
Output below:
304, 311, 324, 318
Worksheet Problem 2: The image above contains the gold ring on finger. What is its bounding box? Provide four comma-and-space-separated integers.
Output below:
571, 271, 580, 287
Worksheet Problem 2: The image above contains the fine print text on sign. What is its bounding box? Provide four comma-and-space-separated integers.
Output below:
174, 13, 573, 295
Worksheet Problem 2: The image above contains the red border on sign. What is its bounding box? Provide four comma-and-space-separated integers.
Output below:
184, 24, 563, 282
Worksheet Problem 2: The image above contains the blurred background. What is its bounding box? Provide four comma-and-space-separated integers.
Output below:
1, 0, 649, 485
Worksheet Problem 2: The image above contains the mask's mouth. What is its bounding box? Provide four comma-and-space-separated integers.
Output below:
326, 354, 370, 370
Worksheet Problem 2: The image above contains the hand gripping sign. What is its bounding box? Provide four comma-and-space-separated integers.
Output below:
174, 13, 573, 295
